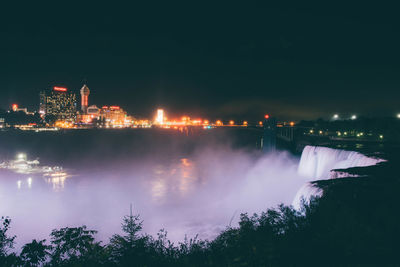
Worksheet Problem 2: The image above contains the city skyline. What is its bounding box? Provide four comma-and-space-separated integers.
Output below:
3, 82, 400, 123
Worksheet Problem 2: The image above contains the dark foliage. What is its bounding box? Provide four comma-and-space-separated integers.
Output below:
0, 111, 42, 127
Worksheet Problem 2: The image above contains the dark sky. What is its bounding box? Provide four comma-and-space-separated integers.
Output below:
1, 2, 399, 121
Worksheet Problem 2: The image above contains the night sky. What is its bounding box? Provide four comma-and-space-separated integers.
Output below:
1, 2, 399, 121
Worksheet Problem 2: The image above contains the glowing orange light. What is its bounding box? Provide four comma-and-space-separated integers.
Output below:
259, 121, 263, 126
102, 106, 108, 109
264, 114, 270, 119
216, 120, 222, 126
229, 120, 234, 125
12, 104, 18, 111
204, 120, 209, 125
243, 121, 248, 126
290, 121, 295, 126
110, 106, 120, 110
53, 87, 67, 92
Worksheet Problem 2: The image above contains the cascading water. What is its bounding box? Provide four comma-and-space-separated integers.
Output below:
293, 145, 385, 209
297, 146, 384, 179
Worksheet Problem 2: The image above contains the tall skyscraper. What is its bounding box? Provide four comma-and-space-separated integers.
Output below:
80, 84, 90, 113
39, 87, 77, 120
39, 91, 47, 115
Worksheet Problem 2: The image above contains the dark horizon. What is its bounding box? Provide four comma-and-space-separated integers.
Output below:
1, 2, 399, 120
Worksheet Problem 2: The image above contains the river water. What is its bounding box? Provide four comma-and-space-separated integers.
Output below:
0, 128, 306, 249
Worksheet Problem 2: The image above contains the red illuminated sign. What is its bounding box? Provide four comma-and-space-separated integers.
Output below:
53, 87, 67, 92
102, 106, 109, 109
110, 106, 120, 110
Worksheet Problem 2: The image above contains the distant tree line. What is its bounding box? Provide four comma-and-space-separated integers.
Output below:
0, 110, 43, 127
298, 116, 400, 141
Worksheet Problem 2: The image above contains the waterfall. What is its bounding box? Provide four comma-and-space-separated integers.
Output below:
297, 145, 384, 180
292, 182, 323, 210
293, 145, 385, 209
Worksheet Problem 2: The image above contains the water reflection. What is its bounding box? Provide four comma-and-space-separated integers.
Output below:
179, 158, 196, 196
44, 172, 70, 192
17, 180, 22, 189
150, 158, 197, 203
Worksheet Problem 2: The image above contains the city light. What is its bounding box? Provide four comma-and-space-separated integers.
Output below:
264, 114, 270, 119
155, 109, 165, 125
53, 87, 67, 92
351, 115, 357, 120
229, 120, 234, 125
12, 104, 18, 111
243, 121, 248, 126
289, 121, 295, 127
216, 120, 222, 126
397, 113, 400, 119
55, 121, 74, 129
333, 114, 339, 119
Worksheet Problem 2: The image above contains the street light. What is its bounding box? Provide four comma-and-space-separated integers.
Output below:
397, 113, 400, 119
351, 115, 357, 120
333, 114, 339, 120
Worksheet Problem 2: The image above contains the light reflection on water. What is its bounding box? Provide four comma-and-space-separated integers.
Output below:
13, 172, 70, 192
44, 172, 70, 192
150, 158, 197, 203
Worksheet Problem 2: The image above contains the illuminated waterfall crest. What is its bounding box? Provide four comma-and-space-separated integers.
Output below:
293, 145, 385, 209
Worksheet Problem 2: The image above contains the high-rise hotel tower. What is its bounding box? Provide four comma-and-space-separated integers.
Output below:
39, 87, 77, 120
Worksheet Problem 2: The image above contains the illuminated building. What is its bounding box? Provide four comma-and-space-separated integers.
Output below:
40, 87, 77, 120
39, 91, 47, 115
10, 104, 33, 115
155, 109, 165, 124
100, 106, 130, 127
76, 105, 101, 124
80, 84, 90, 113
87, 105, 100, 116
134, 119, 151, 127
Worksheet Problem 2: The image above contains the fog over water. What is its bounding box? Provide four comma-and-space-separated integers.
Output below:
0, 129, 308, 249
